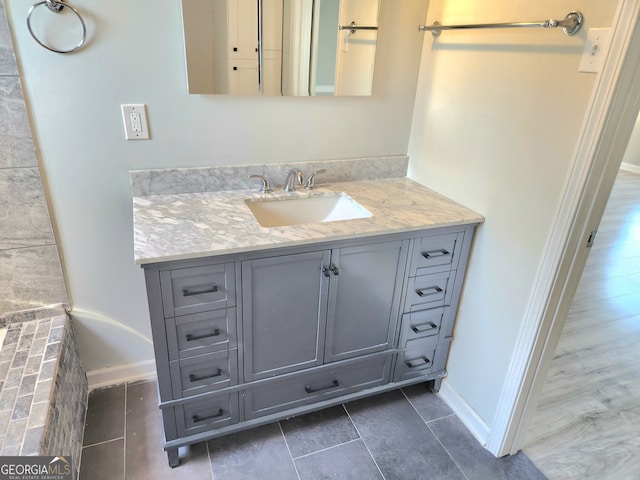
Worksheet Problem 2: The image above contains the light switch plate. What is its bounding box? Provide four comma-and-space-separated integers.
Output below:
579, 28, 612, 74
121, 104, 150, 140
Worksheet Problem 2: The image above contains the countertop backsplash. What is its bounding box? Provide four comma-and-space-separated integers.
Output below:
129, 156, 408, 197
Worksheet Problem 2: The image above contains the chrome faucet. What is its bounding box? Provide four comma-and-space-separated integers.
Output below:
283, 169, 304, 192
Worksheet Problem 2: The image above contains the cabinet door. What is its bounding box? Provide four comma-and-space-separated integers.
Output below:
228, 0, 259, 58
242, 250, 330, 381
324, 240, 408, 362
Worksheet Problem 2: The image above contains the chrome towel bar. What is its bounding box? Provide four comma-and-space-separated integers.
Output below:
339, 21, 379, 34
419, 11, 583, 37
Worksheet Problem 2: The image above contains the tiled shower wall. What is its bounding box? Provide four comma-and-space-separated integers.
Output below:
0, 0, 67, 318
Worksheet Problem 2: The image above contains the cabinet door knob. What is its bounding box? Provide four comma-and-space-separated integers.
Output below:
322, 266, 331, 277
329, 264, 340, 276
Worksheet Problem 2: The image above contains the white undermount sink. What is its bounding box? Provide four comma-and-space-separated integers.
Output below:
245, 192, 372, 228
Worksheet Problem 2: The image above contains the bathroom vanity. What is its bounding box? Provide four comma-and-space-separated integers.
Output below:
133, 175, 482, 467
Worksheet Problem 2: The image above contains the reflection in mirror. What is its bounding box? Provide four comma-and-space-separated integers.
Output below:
181, 0, 381, 96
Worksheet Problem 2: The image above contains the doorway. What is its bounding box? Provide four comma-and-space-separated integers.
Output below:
524, 167, 640, 478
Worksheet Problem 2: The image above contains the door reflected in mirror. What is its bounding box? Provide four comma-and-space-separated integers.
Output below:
181, 0, 381, 96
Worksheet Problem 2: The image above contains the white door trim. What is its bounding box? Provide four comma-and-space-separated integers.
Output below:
486, 0, 640, 456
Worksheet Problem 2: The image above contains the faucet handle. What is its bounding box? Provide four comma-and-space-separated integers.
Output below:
247, 174, 272, 193
305, 169, 327, 190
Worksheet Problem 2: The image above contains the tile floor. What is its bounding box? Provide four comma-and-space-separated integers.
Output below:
78, 380, 546, 480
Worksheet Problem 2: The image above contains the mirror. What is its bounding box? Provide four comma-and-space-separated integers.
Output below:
181, 0, 381, 96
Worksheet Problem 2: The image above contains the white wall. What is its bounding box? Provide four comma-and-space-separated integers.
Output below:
5, 0, 427, 370
621, 111, 640, 168
408, 1, 617, 428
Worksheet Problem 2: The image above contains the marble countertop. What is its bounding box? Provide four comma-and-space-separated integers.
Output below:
133, 177, 484, 265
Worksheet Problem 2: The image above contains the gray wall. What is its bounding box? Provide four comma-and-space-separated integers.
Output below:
408, 0, 618, 430
0, 0, 67, 316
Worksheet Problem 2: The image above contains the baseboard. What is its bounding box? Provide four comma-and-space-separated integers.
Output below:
86, 359, 157, 391
620, 162, 640, 174
439, 379, 491, 448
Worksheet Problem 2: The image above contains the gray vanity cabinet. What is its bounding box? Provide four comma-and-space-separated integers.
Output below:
242, 240, 407, 379
141, 224, 477, 468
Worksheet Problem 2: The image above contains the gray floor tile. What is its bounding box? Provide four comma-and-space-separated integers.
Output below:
125, 380, 211, 480
79, 380, 547, 480
79, 439, 124, 480
346, 390, 465, 480
402, 383, 454, 422
295, 439, 383, 480
207, 423, 298, 480
280, 405, 359, 458
82, 385, 125, 446
430, 415, 547, 480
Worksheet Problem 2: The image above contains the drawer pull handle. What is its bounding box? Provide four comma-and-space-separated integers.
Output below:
305, 379, 340, 394
186, 329, 221, 342
189, 369, 223, 382
416, 286, 443, 297
411, 322, 438, 333
192, 409, 224, 423
422, 249, 450, 259
182, 285, 218, 297
406, 356, 431, 369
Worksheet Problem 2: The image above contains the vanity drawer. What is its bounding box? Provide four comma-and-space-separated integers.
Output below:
409, 233, 461, 276
175, 392, 239, 437
244, 354, 391, 420
166, 308, 237, 360
404, 271, 454, 312
394, 338, 451, 382
160, 263, 236, 317
170, 350, 238, 398
399, 307, 453, 346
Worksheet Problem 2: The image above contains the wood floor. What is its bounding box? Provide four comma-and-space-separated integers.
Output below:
525, 169, 640, 479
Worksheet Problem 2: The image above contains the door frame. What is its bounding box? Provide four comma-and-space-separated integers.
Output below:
486, 0, 640, 456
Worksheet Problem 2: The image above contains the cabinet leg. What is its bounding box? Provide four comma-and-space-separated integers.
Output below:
431, 377, 443, 393
167, 448, 180, 468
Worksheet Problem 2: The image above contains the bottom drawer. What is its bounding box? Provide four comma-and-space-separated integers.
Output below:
245, 354, 392, 420
175, 392, 239, 436
394, 338, 451, 382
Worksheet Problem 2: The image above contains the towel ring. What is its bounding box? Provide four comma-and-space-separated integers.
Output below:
27, 0, 87, 54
